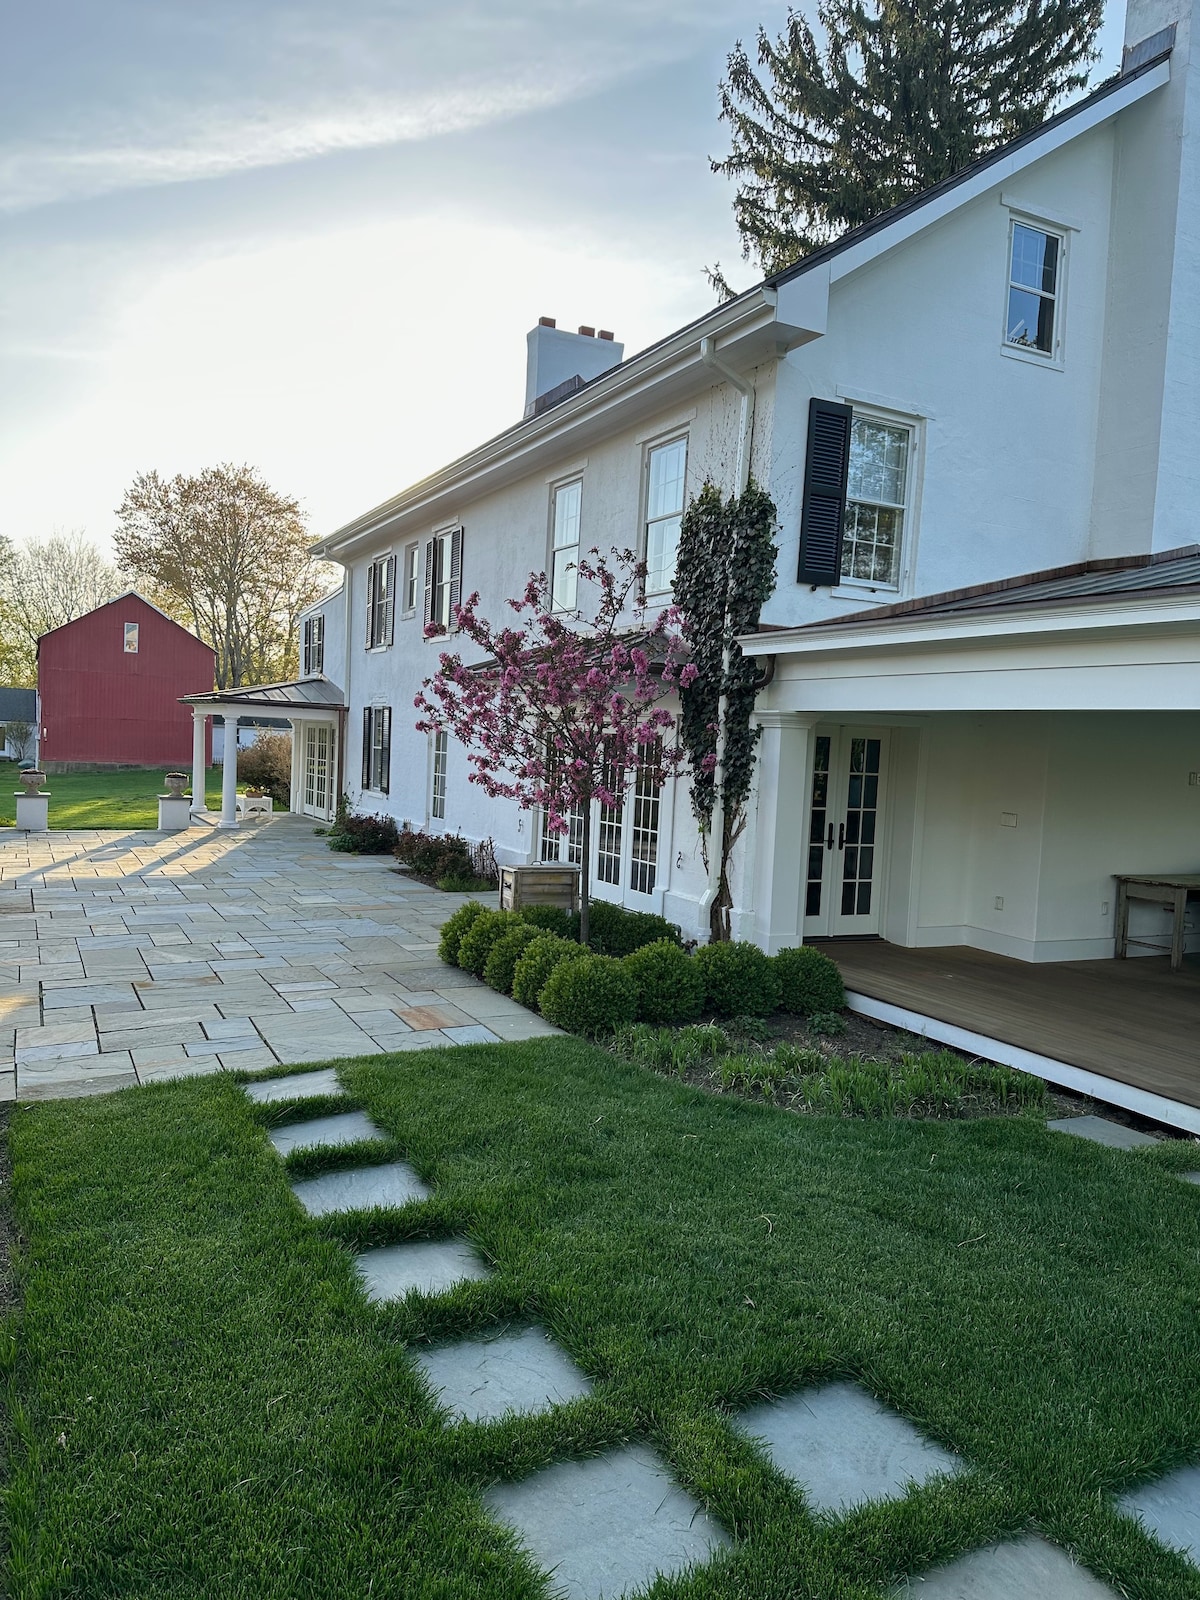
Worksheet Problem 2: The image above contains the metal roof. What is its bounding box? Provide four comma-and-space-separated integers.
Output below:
0, 688, 35, 721
180, 675, 344, 710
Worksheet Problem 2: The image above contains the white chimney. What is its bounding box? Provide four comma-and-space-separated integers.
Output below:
524, 317, 624, 418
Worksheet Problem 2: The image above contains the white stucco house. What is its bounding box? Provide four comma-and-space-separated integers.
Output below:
254, 0, 1200, 1125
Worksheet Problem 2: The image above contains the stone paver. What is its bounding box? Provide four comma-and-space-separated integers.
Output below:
891, 1535, 1122, 1597
733, 1382, 963, 1514
1119, 1462, 1200, 1562
290, 1159, 430, 1217
0, 815, 558, 1100
354, 1237, 491, 1302
415, 1326, 592, 1422
267, 1109, 383, 1156
245, 1067, 344, 1104
1047, 1115, 1158, 1150
485, 1442, 729, 1600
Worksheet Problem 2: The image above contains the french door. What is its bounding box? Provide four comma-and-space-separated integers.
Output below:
303, 724, 332, 819
803, 728, 889, 938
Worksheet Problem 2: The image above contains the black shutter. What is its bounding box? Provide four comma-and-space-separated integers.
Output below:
365, 563, 376, 647
448, 528, 463, 626
797, 398, 853, 586
423, 538, 435, 627
314, 614, 324, 673
302, 617, 312, 674
361, 708, 371, 788
385, 554, 396, 645
380, 707, 392, 795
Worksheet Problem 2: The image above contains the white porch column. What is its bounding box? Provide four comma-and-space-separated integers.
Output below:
218, 714, 239, 830
751, 711, 821, 954
191, 708, 208, 815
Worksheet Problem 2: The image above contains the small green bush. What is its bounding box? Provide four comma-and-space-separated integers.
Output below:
483, 924, 542, 995
772, 1042, 826, 1075
517, 904, 574, 938
622, 940, 705, 1026
727, 1014, 772, 1044
774, 945, 846, 1016
511, 935, 590, 1011
717, 1052, 795, 1097
327, 811, 400, 854
236, 730, 292, 807
437, 901, 489, 966
539, 954, 637, 1038
570, 900, 683, 957
692, 941, 781, 1017
612, 1023, 679, 1073
810, 1011, 848, 1037
457, 910, 522, 977
674, 1023, 730, 1061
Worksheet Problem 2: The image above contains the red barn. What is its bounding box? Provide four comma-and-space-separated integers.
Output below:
38, 593, 215, 770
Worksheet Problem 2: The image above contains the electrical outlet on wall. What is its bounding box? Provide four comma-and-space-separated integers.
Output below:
994, 895, 1004, 911
1101, 900, 1110, 917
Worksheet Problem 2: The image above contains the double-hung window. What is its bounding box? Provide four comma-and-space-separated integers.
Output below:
841, 415, 912, 588
361, 706, 391, 793
1005, 221, 1062, 357
402, 543, 419, 615
366, 555, 395, 649
424, 527, 462, 631
302, 612, 325, 674
430, 731, 448, 820
644, 437, 687, 595
550, 480, 582, 611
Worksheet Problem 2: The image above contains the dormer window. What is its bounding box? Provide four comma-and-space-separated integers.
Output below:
1005, 221, 1061, 356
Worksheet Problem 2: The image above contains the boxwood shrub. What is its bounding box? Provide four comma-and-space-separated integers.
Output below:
437, 900, 489, 966
623, 939, 705, 1026
456, 910, 522, 978
511, 935, 590, 1011
774, 945, 846, 1015
483, 924, 543, 995
569, 900, 682, 957
692, 940, 781, 1018
517, 905, 574, 938
539, 953, 638, 1037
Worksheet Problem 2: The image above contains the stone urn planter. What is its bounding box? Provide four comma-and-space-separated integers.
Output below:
18, 770, 46, 796
163, 772, 188, 797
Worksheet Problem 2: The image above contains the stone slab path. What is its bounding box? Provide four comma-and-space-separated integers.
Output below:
890, 1535, 1123, 1597
0, 814, 558, 1101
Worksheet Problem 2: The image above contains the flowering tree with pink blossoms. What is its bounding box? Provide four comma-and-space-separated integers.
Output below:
414, 548, 695, 947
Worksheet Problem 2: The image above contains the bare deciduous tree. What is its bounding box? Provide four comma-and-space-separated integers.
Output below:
0, 531, 126, 685
114, 464, 332, 688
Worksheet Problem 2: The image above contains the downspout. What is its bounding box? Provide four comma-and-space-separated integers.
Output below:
697, 337, 754, 938
340, 571, 353, 809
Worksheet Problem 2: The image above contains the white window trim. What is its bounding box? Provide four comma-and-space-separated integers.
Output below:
548, 475, 583, 614
365, 549, 395, 652
642, 432, 689, 599
1001, 210, 1069, 372
837, 404, 923, 598
585, 742, 674, 911
401, 542, 420, 617
425, 523, 462, 638
428, 729, 449, 823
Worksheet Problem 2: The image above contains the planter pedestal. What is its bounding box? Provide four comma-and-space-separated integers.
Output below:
158, 795, 194, 832
15, 793, 49, 831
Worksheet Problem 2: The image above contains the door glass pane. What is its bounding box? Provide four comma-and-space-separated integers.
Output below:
805, 736, 832, 917
840, 738, 881, 919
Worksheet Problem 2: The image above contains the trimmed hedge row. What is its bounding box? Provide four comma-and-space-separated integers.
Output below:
438, 899, 845, 1038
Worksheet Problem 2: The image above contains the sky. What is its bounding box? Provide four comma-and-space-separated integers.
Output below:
1, 1, 1125, 554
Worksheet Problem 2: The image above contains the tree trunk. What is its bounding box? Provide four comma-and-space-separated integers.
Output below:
579, 802, 592, 948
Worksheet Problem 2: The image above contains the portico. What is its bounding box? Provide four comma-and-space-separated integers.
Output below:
181, 676, 345, 829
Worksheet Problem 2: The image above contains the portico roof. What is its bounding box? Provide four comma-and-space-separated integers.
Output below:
180, 675, 344, 714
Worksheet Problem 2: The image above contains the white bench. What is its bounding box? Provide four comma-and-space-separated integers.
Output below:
236, 794, 273, 819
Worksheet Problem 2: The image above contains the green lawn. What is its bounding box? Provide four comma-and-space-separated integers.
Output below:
0, 761, 228, 829
6, 1039, 1200, 1597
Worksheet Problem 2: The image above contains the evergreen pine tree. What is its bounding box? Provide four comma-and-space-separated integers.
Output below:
713, 0, 1104, 273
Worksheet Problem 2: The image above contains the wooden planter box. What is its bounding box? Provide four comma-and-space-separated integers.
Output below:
499, 864, 580, 913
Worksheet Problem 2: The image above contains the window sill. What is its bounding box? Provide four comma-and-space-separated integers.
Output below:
364, 644, 391, 654
1000, 343, 1064, 373
831, 582, 901, 605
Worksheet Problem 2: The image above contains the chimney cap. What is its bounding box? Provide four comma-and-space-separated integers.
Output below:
577, 324, 595, 338
598, 329, 614, 341
538, 316, 556, 328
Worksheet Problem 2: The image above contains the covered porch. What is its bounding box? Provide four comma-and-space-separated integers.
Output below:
181, 677, 344, 830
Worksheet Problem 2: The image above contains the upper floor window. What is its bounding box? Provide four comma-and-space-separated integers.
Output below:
1005, 221, 1061, 357
402, 543, 419, 615
424, 527, 462, 631
123, 622, 139, 653
841, 415, 912, 588
302, 612, 325, 674
550, 480, 582, 611
366, 555, 395, 649
645, 437, 687, 595
361, 705, 391, 793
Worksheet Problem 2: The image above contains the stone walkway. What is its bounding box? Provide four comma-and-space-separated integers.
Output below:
0, 814, 556, 1101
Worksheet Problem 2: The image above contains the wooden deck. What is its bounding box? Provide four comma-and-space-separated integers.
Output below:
811, 940, 1200, 1120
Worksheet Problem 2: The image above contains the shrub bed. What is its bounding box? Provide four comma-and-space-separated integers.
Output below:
327, 810, 400, 854
539, 954, 638, 1038
692, 941, 781, 1017
483, 924, 543, 995
511, 935, 590, 1011
395, 829, 499, 887
437, 901, 489, 966
456, 910, 522, 977
623, 940, 705, 1026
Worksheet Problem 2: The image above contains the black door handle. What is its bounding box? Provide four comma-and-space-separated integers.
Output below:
826, 823, 834, 850
838, 822, 845, 851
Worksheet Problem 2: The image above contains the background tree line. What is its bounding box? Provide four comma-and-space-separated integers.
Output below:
0, 464, 331, 690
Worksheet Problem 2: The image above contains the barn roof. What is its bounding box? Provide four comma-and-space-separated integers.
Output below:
0, 688, 36, 721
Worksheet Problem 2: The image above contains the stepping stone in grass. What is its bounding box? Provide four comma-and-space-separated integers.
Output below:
1046, 1115, 1157, 1150
1180, 1173, 1200, 1186
485, 1441, 729, 1600
244, 1067, 343, 1103
290, 1160, 430, 1218
733, 1381, 963, 1515
891, 1535, 1121, 1596
268, 1110, 383, 1157
1119, 1461, 1200, 1563
415, 1325, 591, 1423
355, 1237, 491, 1302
